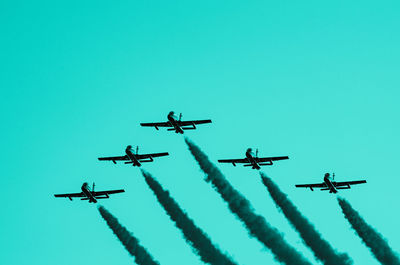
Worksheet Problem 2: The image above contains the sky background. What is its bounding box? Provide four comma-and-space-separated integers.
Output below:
1, 0, 400, 264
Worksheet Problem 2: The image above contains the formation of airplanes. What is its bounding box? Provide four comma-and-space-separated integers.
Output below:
54, 111, 367, 203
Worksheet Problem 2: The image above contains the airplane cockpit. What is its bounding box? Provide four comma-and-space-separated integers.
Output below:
324, 173, 334, 181
168, 111, 175, 119
246, 148, 254, 157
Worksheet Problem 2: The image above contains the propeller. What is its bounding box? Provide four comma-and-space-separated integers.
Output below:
92, 182, 95, 192
333, 173, 335, 180
256, 148, 259, 158
136, 146, 139, 155
179, 113, 182, 121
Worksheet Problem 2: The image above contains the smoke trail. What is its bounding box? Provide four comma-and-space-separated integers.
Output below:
260, 172, 352, 265
98, 206, 160, 265
185, 137, 311, 265
141, 169, 237, 265
338, 197, 400, 265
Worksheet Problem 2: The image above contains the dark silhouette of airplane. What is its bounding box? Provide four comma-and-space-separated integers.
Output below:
54, 182, 125, 203
218, 148, 289, 170
295, 173, 367, 193
140, 111, 212, 134
98, 145, 169, 166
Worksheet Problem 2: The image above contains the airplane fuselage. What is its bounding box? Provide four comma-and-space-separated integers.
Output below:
125, 148, 141, 166
323, 176, 337, 193
167, 114, 184, 134
81, 183, 97, 203
245, 150, 260, 170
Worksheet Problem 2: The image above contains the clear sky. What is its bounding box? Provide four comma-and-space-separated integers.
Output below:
1, 0, 400, 264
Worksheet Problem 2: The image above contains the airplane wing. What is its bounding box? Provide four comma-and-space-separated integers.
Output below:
136, 152, 169, 159
218, 158, 249, 164
92, 189, 125, 196
178, 119, 212, 126
54, 192, 85, 198
255, 156, 289, 162
98, 155, 129, 161
333, 180, 367, 187
140, 122, 172, 128
295, 183, 327, 189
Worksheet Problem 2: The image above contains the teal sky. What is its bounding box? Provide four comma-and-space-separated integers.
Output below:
1, 0, 400, 264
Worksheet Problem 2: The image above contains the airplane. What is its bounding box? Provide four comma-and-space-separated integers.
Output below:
140, 111, 212, 134
98, 145, 169, 167
54, 182, 125, 203
218, 148, 289, 170
295, 173, 367, 193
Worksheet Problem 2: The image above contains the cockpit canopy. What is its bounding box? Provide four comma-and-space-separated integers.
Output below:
168, 111, 177, 119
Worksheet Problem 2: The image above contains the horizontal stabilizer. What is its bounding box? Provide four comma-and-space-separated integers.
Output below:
124, 161, 134, 164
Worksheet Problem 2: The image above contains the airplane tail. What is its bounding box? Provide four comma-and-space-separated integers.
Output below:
82, 198, 97, 203
244, 164, 260, 170
336, 186, 351, 190
321, 188, 337, 193
167, 128, 184, 134
259, 162, 273, 166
